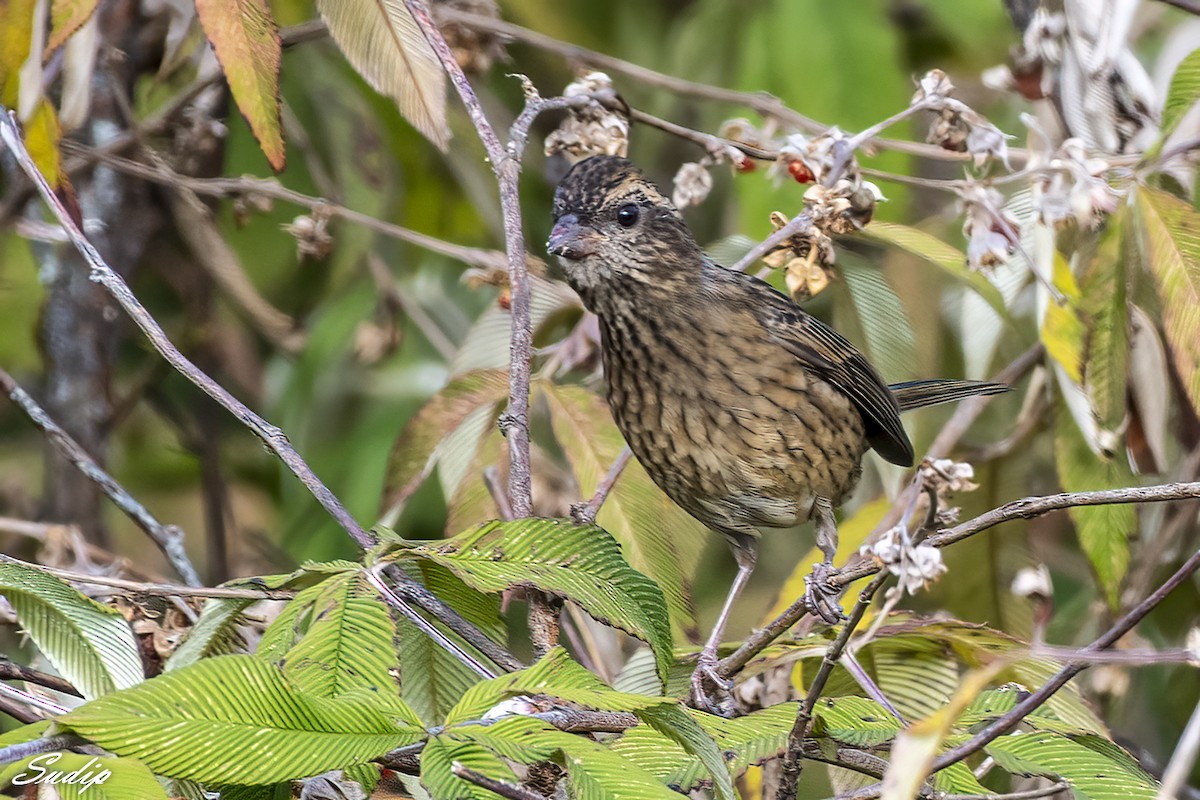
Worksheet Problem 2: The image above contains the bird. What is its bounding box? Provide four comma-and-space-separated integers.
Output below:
546, 155, 1006, 707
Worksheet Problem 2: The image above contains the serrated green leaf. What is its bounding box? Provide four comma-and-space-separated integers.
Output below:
636, 704, 735, 800
1054, 398, 1135, 608
1134, 186, 1200, 415
560, 736, 683, 800
397, 561, 503, 725
281, 572, 401, 701
860, 220, 1008, 315
932, 761, 991, 796
256, 578, 338, 663
389, 520, 674, 687
811, 696, 902, 747
421, 733, 520, 800
167, 597, 254, 670
0, 558, 142, 699
0, 752, 168, 799
541, 381, 703, 641
986, 731, 1158, 800
57, 655, 424, 784
1161, 47, 1200, 141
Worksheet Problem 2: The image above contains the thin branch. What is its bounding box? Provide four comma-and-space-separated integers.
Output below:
0, 735, 85, 768
0, 554, 292, 600
1152, 0, 1200, 13
730, 210, 813, 273
0, 683, 68, 716
937, 783, 1070, 800
0, 366, 202, 587
364, 567, 497, 680
59, 143, 523, 274
571, 447, 632, 524
452, 764, 548, 800
777, 571, 891, 800
1157, 698, 1200, 800
404, 0, 535, 520
839, 546, 1200, 800
0, 659, 82, 698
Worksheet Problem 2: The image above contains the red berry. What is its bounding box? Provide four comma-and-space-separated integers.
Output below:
787, 160, 814, 183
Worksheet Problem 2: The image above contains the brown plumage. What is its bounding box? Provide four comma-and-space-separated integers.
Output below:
547, 156, 1005, 705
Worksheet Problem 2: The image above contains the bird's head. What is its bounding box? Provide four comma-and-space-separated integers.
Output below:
547, 156, 704, 302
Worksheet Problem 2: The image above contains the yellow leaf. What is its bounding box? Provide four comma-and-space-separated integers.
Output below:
23, 98, 62, 189
1135, 187, 1200, 415
194, 0, 285, 171
1040, 253, 1086, 384
46, 0, 99, 56
0, 0, 37, 106
317, 0, 450, 151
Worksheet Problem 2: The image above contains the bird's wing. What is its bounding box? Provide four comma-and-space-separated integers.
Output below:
736, 271, 914, 467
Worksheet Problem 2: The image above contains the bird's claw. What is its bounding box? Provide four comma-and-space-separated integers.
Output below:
804, 563, 845, 624
689, 652, 735, 715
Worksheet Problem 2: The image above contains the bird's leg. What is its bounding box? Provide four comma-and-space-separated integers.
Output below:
690, 538, 757, 712
805, 496, 845, 623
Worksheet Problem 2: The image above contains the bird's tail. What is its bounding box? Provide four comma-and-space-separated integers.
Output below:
889, 379, 1009, 411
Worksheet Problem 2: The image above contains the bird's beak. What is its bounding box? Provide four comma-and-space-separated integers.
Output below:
547, 214, 599, 260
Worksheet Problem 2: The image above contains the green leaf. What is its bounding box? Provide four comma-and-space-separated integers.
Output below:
1161, 47, 1200, 141
46, 0, 100, 55
58, 655, 425, 784
860, 220, 1008, 315
0, 558, 142, 698
389, 520, 674, 687
280, 572, 402, 701
194, 0, 284, 170
541, 381, 704, 641
811, 696, 902, 747
397, 561, 503, 725
559, 736, 684, 800
1054, 397, 1135, 608
0, 753, 168, 800
986, 731, 1158, 800
166, 596, 253, 670
1134, 186, 1200, 415
420, 731, 523, 800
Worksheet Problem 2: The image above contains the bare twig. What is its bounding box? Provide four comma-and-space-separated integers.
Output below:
571, 447, 632, 524
483, 466, 515, 522
0, 659, 81, 697
0, 735, 85, 768
777, 571, 890, 800
937, 783, 1070, 800
1152, 0, 1200, 13
365, 567, 496, 680
1157, 698, 1200, 800
452, 764, 548, 800
0, 366, 201, 587
0, 683, 68, 716
730, 210, 814, 273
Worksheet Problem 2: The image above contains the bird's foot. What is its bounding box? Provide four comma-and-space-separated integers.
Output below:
804, 562, 845, 624
689, 649, 736, 716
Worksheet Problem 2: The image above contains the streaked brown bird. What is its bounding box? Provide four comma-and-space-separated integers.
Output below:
547, 156, 1005, 705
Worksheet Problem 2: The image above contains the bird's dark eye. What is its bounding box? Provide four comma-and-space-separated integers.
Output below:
616, 204, 640, 228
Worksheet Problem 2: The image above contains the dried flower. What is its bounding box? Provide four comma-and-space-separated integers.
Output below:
1031, 138, 1118, 229
959, 184, 1020, 270
861, 524, 947, 594
672, 162, 714, 209
912, 69, 956, 105
544, 72, 629, 161
1011, 565, 1053, 600
919, 457, 979, 495
283, 212, 333, 261
913, 69, 1010, 167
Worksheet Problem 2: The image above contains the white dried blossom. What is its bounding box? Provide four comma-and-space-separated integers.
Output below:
861, 525, 947, 594
959, 184, 1021, 271
919, 458, 979, 495
1011, 565, 1053, 600
1187, 627, 1200, 667
1032, 138, 1118, 229
672, 162, 714, 209
912, 69, 956, 106
964, 118, 1011, 169
544, 72, 629, 161
283, 213, 333, 260
772, 128, 853, 186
